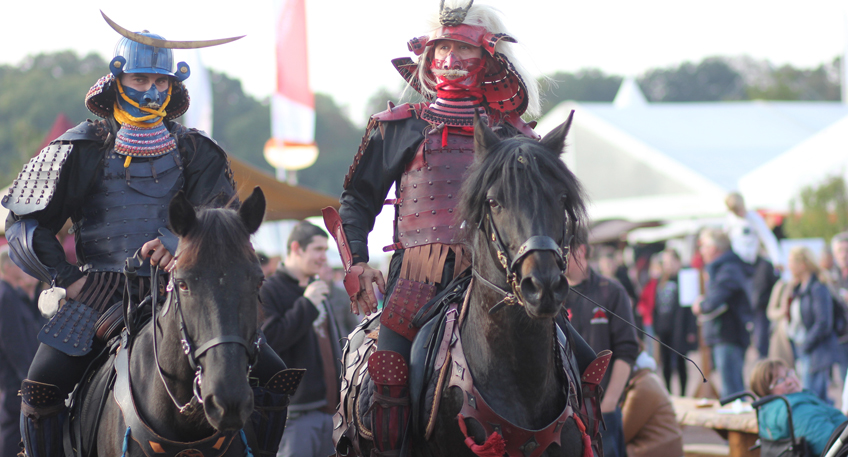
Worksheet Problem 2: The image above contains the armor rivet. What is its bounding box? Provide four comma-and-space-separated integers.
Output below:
447, 180, 452, 184
448, 194, 453, 198
413, 184, 417, 188
425, 239, 428, 243
433, 227, 437, 230
428, 181, 433, 185
415, 213, 419, 217
413, 199, 418, 203
448, 209, 453, 213
446, 165, 451, 169
416, 229, 420, 233
430, 195, 435, 200
107, 237, 111, 240
432, 210, 436, 215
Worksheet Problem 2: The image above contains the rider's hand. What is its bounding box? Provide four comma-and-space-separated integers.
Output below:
142, 238, 176, 272
304, 280, 329, 307
352, 262, 385, 316
65, 276, 86, 300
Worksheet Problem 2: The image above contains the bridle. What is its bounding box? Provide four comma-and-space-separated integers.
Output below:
150, 265, 263, 415
471, 204, 572, 314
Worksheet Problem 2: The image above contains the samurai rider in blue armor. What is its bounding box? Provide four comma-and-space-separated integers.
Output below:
3, 19, 293, 457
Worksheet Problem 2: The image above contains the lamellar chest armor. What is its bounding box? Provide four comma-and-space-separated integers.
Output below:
396, 130, 474, 249
77, 150, 183, 274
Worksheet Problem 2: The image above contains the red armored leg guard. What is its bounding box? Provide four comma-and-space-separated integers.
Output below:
368, 350, 410, 457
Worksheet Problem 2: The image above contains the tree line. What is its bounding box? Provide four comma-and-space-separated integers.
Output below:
0, 52, 841, 198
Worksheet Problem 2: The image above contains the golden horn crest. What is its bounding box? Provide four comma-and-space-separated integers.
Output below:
101, 11, 245, 49
439, 0, 474, 27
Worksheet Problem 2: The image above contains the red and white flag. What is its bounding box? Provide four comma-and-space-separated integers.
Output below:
268, 0, 317, 170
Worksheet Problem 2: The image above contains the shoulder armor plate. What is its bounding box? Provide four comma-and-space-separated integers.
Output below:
55, 120, 107, 143
2, 142, 74, 215
372, 102, 417, 122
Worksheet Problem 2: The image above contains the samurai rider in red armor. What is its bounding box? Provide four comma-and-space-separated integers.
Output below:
3, 16, 294, 457
328, 1, 549, 454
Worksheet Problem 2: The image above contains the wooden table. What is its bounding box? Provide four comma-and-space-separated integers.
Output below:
672, 396, 760, 457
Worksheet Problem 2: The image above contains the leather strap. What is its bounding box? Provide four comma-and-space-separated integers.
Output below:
114, 332, 241, 457
322, 206, 365, 300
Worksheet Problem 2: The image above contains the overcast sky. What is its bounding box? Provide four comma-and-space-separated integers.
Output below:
2, 0, 847, 123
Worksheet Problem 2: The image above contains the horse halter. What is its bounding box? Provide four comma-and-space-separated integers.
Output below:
152, 268, 262, 414
472, 204, 571, 314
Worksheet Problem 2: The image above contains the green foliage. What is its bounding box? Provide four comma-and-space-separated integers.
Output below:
208, 70, 273, 173
638, 57, 747, 102
537, 69, 623, 116
786, 175, 848, 241
0, 51, 106, 184
298, 93, 363, 198
746, 57, 841, 101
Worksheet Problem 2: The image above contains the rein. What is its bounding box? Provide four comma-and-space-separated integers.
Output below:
154, 270, 263, 414
124, 249, 262, 415
472, 206, 571, 314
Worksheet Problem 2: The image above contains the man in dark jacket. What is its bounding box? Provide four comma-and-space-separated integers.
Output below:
260, 221, 341, 457
694, 228, 754, 397
562, 242, 639, 457
0, 248, 43, 457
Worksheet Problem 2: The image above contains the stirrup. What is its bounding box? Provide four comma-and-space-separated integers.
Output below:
250, 369, 305, 456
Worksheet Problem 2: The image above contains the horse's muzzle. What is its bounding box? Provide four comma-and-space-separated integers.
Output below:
518, 252, 569, 318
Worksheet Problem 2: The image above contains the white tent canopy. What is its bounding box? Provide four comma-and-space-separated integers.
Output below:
738, 115, 848, 211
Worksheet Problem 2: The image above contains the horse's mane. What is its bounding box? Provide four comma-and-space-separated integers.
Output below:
457, 136, 587, 248
176, 208, 256, 270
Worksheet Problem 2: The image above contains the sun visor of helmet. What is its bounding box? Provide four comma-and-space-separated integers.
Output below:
407, 24, 516, 58
109, 33, 191, 81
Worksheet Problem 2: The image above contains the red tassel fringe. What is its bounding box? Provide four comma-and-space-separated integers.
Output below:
457, 413, 507, 457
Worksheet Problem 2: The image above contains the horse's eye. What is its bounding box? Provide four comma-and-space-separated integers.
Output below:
560, 194, 568, 205
178, 281, 189, 291
488, 198, 499, 209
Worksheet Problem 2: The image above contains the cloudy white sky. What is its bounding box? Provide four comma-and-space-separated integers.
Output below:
2, 0, 848, 123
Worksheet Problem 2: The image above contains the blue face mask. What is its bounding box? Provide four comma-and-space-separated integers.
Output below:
117, 80, 169, 120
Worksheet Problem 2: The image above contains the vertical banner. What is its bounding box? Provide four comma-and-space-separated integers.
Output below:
181, 50, 214, 135
271, 0, 315, 147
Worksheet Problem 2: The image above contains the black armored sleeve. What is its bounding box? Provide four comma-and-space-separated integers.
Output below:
5, 140, 103, 288
175, 127, 237, 208
339, 117, 428, 263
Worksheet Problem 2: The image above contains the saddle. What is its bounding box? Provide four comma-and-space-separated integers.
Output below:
334, 275, 605, 457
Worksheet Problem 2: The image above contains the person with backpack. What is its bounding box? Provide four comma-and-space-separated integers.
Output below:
786, 246, 846, 403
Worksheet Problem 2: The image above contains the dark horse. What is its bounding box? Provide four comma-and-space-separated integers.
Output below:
335, 113, 603, 457
70, 188, 272, 456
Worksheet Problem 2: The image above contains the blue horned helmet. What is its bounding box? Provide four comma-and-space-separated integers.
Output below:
109, 31, 191, 81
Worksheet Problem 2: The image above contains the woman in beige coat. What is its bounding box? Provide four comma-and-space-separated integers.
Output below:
766, 279, 795, 367
622, 351, 684, 457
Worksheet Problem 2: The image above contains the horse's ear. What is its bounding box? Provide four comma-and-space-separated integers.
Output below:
539, 110, 574, 156
473, 110, 500, 158
169, 191, 197, 237
239, 187, 266, 234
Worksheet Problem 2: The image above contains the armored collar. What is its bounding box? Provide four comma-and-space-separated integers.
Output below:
114, 122, 178, 158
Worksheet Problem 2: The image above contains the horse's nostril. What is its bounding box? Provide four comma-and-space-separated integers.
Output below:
520, 275, 541, 297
